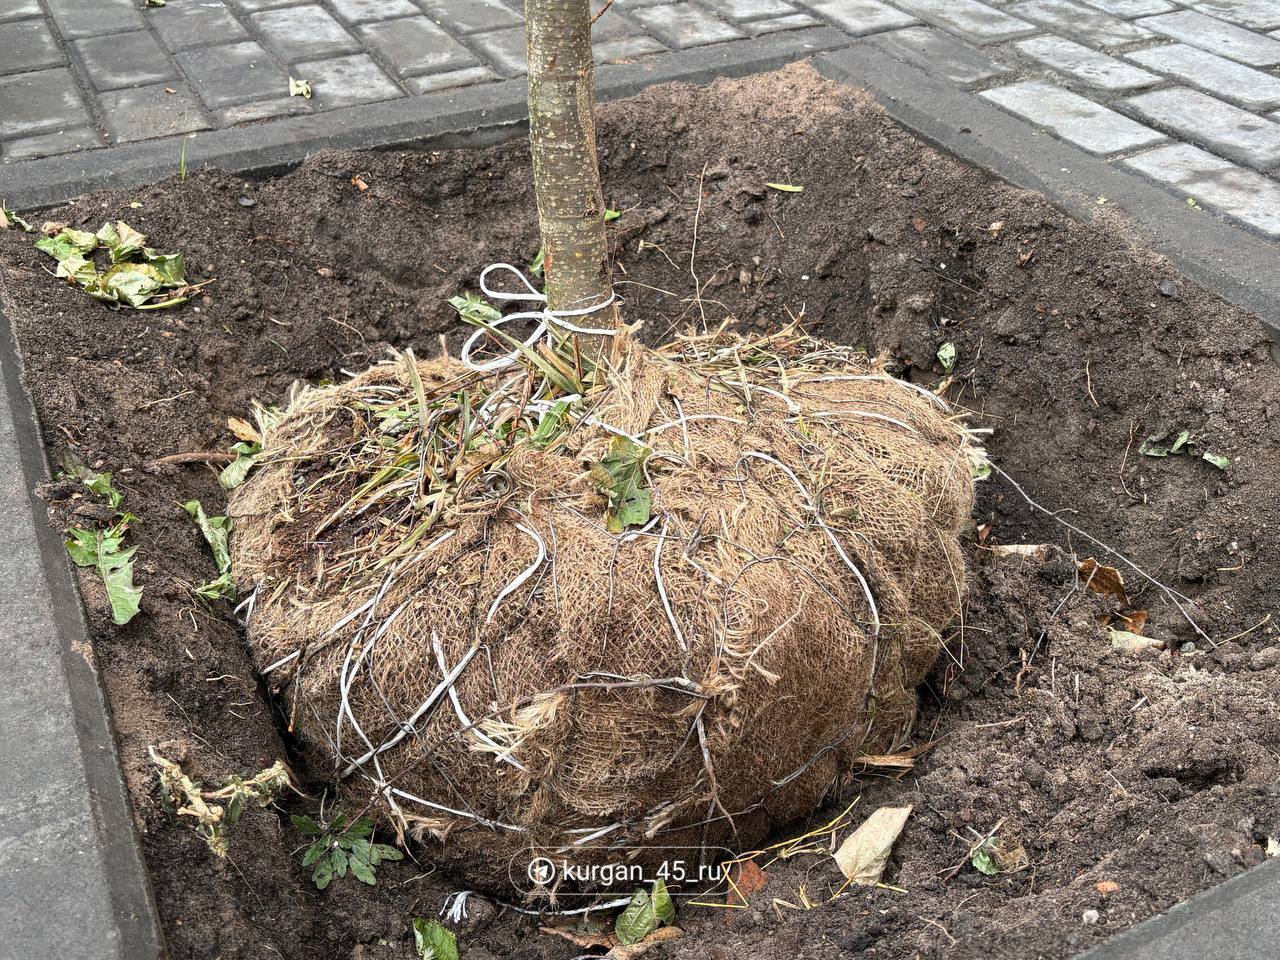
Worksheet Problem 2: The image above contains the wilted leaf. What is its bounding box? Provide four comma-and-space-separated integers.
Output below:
352, 176, 369, 191
1079, 557, 1127, 605
185, 500, 234, 599
97, 220, 147, 261
66, 520, 143, 625
227, 416, 261, 443
1202, 451, 1230, 470
971, 846, 1000, 876
590, 434, 652, 534
970, 837, 1028, 876
36, 228, 96, 262
289, 76, 313, 99
412, 918, 459, 960
616, 880, 675, 946
1140, 429, 1190, 458
765, 182, 804, 192
219, 441, 261, 490
937, 341, 957, 373
833, 805, 912, 885
448, 292, 501, 324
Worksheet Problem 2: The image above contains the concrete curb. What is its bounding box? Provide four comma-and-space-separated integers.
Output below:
813, 44, 1280, 337
0, 302, 162, 960
1078, 857, 1280, 960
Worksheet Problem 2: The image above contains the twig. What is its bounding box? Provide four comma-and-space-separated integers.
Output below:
589, 0, 615, 23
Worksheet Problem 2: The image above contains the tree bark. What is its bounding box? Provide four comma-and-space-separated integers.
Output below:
525, 0, 620, 347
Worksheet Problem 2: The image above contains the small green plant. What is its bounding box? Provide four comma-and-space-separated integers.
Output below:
178, 138, 187, 181
293, 806, 404, 889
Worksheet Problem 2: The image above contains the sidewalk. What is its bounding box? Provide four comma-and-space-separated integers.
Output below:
4, 0, 1280, 243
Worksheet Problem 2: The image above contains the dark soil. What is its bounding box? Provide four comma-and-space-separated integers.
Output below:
2, 63, 1278, 960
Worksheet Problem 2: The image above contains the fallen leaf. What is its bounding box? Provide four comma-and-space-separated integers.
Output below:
1114, 609, 1148, 635
988, 220, 1004, 236
1079, 558, 1127, 605
352, 176, 369, 192
227, 416, 261, 444
1201, 451, 1230, 470
289, 76, 312, 99
972, 837, 1029, 876
833, 805, 912, 885
936, 341, 957, 373
609, 926, 682, 959
765, 182, 804, 193
911, 216, 926, 233
1109, 628, 1165, 655
1095, 880, 1119, 895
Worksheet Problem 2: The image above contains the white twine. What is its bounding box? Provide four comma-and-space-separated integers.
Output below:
459, 263, 618, 374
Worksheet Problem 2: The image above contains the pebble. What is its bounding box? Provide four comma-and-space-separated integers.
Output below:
237, 196, 256, 208
1082, 909, 1100, 925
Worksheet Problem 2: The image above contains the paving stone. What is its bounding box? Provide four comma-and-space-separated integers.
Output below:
871, 25, 1007, 84
418, 0, 520, 34
1183, 0, 1280, 30
405, 64, 499, 94
327, 0, 418, 22
801, 0, 915, 35
359, 16, 475, 76
628, 3, 746, 48
251, 5, 361, 62
1, 126, 102, 161
218, 96, 312, 124
1015, 34, 1158, 89
981, 79, 1164, 154
1008, 0, 1153, 46
0, 0, 41, 22
176, 40, 289, 107
45, 0, 144, 39
0, 68, 90, 138
1080, 0, 1173, 14
1122, 142, 1280, 236
1123, 86, 1280, 170
596, 34, 667, 60
293, 52, 401, 106
227, 0, 296, 10
1127, 42, 1280, 110
1136, 10, 1280, 65
99, 81, 210, 142
0, 20, 62, 75
746, 11, 820, 33
700, 0, 797, 20
73, 30, 176, 91
886, 0, 1037, 44
149, 0, 248, 50
469, 25, 526, 75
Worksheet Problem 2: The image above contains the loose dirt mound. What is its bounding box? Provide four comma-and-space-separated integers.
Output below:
229, 331, 976, 889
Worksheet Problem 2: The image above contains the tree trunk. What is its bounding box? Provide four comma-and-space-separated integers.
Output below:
525, 0, 620, 349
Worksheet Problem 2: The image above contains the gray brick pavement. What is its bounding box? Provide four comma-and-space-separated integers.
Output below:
5, 0, 1280, 250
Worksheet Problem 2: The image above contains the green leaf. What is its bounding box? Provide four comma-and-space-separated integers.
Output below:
66, 519, 142, 624
100, 543, 143, 625
529, 400, 570, 450
971, 846, 1001, 875
349, 855, 375, 885
589, 434, 652, 534
615, 887, 659, 946
937, 341, 957, 373
650, 878, 675, 925
292, 814, 322, 835
448, 292, 501, 324
1170, 429, 1191, 454
603, 208, 621, 222
412, 919, 459, 960
219, 441, 261, 490
1202, 451, 1230, 470
765, 182, 804, 193
348, 816, 375, 839
1, 201, 34, 232
302, 840, 328, 866
312, 857, 333, 890
143, 249, 186, 286
529, 247, 545, 277
36, 228, 97, 262
63, 456, 124, 508
185, 500, 234, 600
371, 843, 403, 864
56, 254, 98, 287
